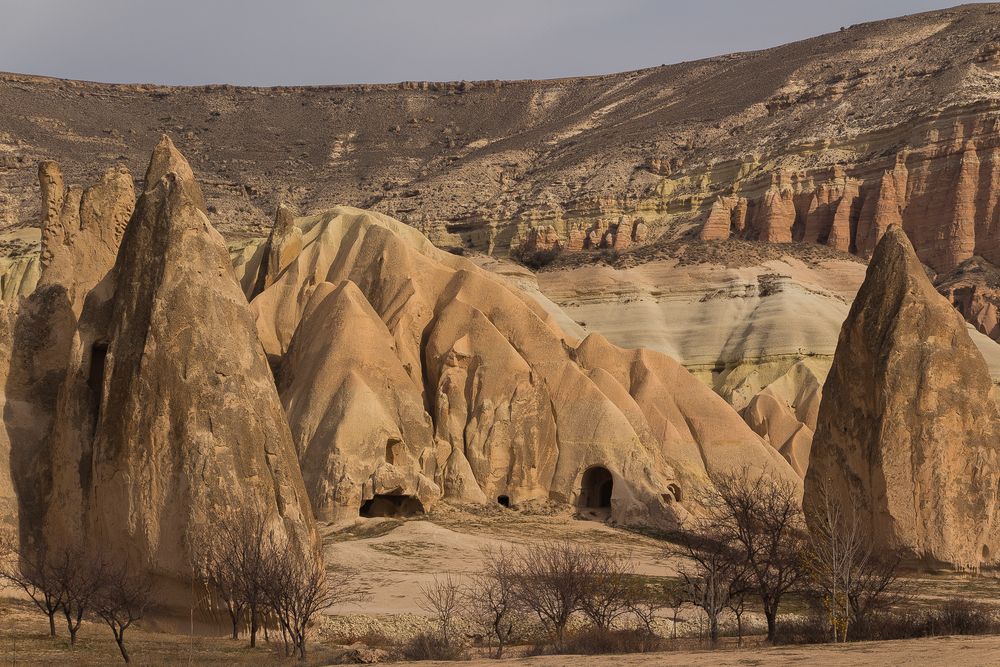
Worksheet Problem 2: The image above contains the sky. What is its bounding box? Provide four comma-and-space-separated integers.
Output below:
0, 0, 964, 86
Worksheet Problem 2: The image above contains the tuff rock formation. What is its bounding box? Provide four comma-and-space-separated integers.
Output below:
741, 360, 826, 478
5, 161, 135, 541
247, 205, 799, 524
936, 256, 1000, 342
803, 225, 1000, 568
7, 137, 318, 616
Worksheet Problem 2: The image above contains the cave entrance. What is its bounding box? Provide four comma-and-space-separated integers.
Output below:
88, 342, 108, 396
87, 342, 109, 430
579, 466, 613, 516
359, 494, 424, 518
497, 495, 510, 508
666, 483, 682, 503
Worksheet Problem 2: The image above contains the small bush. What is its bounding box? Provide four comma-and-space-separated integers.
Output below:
774, 614, 833, 645
934, 599, 999, 636
400, 631, 468, 661
333, 628, 397, 648
532, 628, 665, 655
789, 599, 1000, 644
515, 248, 561, 270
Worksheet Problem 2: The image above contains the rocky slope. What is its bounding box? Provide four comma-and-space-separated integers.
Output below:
1, 141, 802, 567
803, 226, 1000, 569
0, 5, 998, 270
532, 248, 1000, 476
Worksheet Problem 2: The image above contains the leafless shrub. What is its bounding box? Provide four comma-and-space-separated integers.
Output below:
0, 535, 64, 637
512, 541, 593, 649
803, 479, 908, 641
401, 630, 468, 661
418, 574, 466, 650
668, 525, 745, 645
707, 466, 807, 642
465, 546, 521, 658
266, 537, 369, 661
92, 561, 151, 664
204, 502, 273, 647
578, 552, 639, 631
556, 627, 664, 655
51, 547, 105, 645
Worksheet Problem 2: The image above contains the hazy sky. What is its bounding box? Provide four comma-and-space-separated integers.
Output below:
0, 0, 963, 86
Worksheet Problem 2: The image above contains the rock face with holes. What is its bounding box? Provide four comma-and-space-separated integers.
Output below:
8, 137, 318, 617
804, 226, 1000, 568
248, 204, 799, 525
277, 279, 441, 520
4, 161, 135, 543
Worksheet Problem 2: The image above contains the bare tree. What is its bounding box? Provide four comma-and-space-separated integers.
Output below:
202, 532, 247, 640
209, 502, 272, 648
465, 546, 521, 658
418, 574, 466, 649
267, 537, 369, 660
0, 536, 64, 637
726, 572, 751, 647
513, 541, 594, 649
51, 548, 104, 645
579, 551, 639, 631
661, 579, 688, 640
709, 467, 807, 642
669, 526, 744, 645
92, 562, 151, 664
804, 480, 907, 641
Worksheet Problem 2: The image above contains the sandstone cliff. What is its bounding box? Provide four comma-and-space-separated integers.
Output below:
936, 256, 1000, 342
803, 226, 1000, 568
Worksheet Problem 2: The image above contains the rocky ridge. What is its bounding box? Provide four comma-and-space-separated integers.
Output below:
1, 141, 803, 586
0, 5, 997, 274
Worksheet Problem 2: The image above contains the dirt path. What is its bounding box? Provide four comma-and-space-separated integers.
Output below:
390, 634, 1000, 666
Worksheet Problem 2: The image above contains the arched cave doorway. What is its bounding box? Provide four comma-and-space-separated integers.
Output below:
497, 495, 510, 508
359, 494, 425, 518
579, 466, 613, 513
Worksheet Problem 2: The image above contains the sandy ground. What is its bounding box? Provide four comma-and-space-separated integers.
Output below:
392, 635, 1000, 666
322, 506, 681, 615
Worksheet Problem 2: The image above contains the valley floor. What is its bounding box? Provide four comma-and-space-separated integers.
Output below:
4, 506, 1000, 664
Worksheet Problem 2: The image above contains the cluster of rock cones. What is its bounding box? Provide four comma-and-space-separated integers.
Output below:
0, 136, 998, 625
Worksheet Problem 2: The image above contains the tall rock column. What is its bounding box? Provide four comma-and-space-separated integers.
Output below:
803, 225, 1000, 569
35, 137, 318, 619
6, 162, 134, 547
